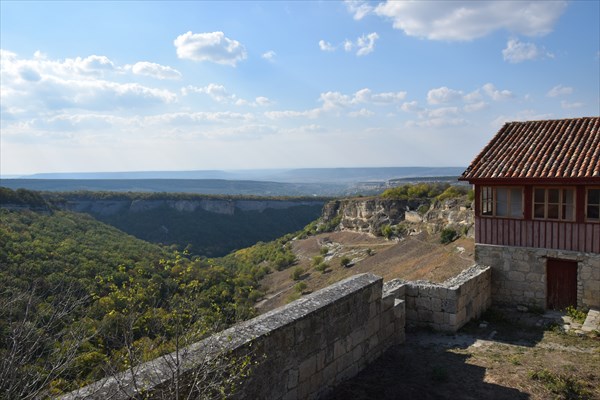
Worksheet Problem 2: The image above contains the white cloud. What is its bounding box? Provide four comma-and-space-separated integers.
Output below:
464, 101, 487, 112
482, 83, 513, 100
318, 40, 336, 52
183, 84, 232, 103
491, 110, 554, 127
348, 108, 374, 118
262, 50, 276, 61
400, 101, 422, 113
406, 117, 467, 128
427, 107, 459, 118
255, 96, 271, 106
345, 0, 373, 20
130, 61, 182, 80
353, 88, 406, 104
182, 84, 269, 107
374, 1, 567, 41
174, 31, 247, 66
561, 100, 584, 109
343, 40, 354, 52
320, 91, 352, 110
427, 87, 463, 105
320, 33, 379, 56
502, 39, 551, 63
463, 89, 483, 103
356, 32, 379, 56
1, 51, 177, 116
264, 109, 322, 120
547, 84, 573, 97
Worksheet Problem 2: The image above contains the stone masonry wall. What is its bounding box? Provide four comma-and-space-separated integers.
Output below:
475, 244, 600, 309
384, 265, 491, 332
62, 273, 406, 400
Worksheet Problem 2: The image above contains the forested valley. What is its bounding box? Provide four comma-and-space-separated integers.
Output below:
0, 188, 309, 398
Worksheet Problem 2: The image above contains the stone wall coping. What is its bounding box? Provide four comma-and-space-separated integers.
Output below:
61, 273, 383, 400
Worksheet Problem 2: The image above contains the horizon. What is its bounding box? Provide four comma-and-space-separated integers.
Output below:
0, 165, 467, 180
1, 1, 599, 175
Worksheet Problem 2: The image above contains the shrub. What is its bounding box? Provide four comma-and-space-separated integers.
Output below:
314, 262, 330, 274
440, 228, 457, 244
319, 246, 329, 255
290, 266, 304, 281
311, 255, 324, 267
380, 224, 393, 239
365, 248, 373, 256
340, 256, 352, 268
294, 282, 308, 294
565, 305, 587, 324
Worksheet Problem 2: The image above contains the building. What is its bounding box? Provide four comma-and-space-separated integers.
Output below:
460, 117, 599, 310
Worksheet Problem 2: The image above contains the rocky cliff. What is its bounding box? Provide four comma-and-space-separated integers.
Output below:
320, 196, 474, 237
61, 198, 325, 216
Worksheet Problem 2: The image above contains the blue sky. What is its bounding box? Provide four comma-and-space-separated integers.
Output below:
1, 1, 599, 176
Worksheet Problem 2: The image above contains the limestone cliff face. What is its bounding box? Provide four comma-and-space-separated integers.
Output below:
320, 198, 422, 234
320, 196, 474, 237
62, 198, 325, 216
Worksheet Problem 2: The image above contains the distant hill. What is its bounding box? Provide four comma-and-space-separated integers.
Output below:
1, 167, 466, 197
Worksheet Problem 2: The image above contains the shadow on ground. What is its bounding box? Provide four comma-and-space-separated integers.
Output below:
325, 307, 580, 400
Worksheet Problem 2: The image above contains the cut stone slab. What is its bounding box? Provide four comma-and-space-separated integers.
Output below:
581, 309, 600, 333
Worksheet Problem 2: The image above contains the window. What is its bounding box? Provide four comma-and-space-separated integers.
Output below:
480, 186, 523, 218
533, 188, 575, 221
587, 188, 600, 222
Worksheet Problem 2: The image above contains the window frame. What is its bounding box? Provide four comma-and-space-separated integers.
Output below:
586, 187, 600, 223
532, 187, 576, 221
480, 186, 524, 219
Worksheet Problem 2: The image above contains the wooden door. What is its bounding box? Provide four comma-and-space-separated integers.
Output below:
546, 259, 577, 310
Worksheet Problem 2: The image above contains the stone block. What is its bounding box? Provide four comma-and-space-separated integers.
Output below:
508, 271, 525, 282
431, 297, 442, 312
287, 368, 299, 390
433, 311, 445, 325
367, 317, 380, 337
283, 388, 297, 400
299, 354, 317, 383
352, 343, 364, 363
333, 339, 346, 360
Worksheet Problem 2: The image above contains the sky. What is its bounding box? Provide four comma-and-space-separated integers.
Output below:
1, 1, 599, 176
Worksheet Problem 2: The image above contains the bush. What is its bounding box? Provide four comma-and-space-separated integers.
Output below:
440, 228, 457, 244
365, 248, 373, 256
311, 255, 324, 267
294, 282, 308, 294
380, 224, 393, 239
319, 246, 329, 255
314, 262, 330, 274
340, 256, 352, 268
290, 266, 304, 281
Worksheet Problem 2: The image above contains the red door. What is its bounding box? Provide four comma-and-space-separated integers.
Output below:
546, 259, 577, 310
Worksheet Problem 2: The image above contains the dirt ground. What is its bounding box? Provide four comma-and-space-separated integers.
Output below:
256, 230, 475, 313
326, 307, 600, 400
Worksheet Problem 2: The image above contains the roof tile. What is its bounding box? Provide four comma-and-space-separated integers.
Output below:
460, 117, 600, 181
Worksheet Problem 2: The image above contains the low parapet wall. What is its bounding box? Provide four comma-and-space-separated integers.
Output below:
63, 273, 405, 400
384, 265, 491, 332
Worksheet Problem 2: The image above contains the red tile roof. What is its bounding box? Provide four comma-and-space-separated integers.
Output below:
460, 117, 600, 181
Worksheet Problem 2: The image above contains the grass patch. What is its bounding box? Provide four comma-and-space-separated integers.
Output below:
528, 368, 591, 399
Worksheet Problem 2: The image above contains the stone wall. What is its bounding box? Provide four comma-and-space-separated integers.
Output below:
475, 244, 600, 309
62, 273, 406, 400
384, 265, 491, 332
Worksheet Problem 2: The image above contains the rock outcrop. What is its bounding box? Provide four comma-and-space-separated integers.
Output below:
320, 196, 474, 238
61, 198, 325, 216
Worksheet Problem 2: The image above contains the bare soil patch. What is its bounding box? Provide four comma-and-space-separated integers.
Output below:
256, 230, 474, 313
327, 307, 600, 400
